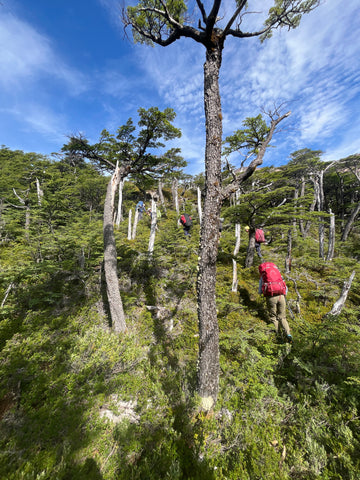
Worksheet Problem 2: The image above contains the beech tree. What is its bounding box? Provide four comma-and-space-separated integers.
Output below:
287, 149, 324, 238
123, 0, 320, 408
62, 107, 181, 333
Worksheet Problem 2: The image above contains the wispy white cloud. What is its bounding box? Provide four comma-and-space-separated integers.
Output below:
1, 0, 359, 168
218, 0, 360, 164
99, 0, 360, 169
136, 42, 204, 114
2, 103, 68, 144
0, 10, 91, 148
0, 13, 88, 94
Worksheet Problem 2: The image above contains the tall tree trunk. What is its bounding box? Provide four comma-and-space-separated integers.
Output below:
115, 179, 124, 227
318, 170, 325, 259
299, 176, 306, 237
158, 179, 167, 213
24, 203, 30, 241
311, 174, 324, 258
195, 47, 290, 408
103, 164, 127, 333
148, 198, 157, 255
337, 173, 345, 228
285, 228, 292, 273
127, 209, 132, 240
36, 178, 43, 205
231, 190, 241, 292
244, 228, 256, 268
341, 202, 360, 241
300, 176, 316, 238
231, 223, 241, 292
196, 46, 223, 410
292, 187, 299, 233
197, 186, 202, 225
172, 178, 179, 215
326, 209, 335, 261
131, 208, 139, 240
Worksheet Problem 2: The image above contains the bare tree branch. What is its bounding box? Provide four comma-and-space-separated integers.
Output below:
221, 110, 291, 200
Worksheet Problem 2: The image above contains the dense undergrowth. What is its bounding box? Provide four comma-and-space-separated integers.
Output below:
1, 192, 360, 479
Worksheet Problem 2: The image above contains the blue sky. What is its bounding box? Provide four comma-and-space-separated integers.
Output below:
1, 0, 359, 175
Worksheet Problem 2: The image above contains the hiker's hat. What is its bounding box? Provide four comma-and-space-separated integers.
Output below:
244, 226, 250, 231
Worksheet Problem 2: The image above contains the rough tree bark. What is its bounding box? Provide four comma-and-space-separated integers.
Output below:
285, 228, 292, 273
148, 197, 157, 255
231, 190, 241, 292
127, 209, 132, 240
197, 186, 203, 225
231, 223, 241, 292
196, 46, 223, 410
158, 179, 167, 214
245, 227, 256, 268
341, 202, 360, 241
131, 208, 139, 240
123, 0, 314, 410
103, 163, 127, 333
326, 209, 335, 261
310, 173, 325, 258
115, 179, 124, 227
172, 178, 179, 216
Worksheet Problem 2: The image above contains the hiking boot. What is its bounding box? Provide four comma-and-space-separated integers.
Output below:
286, 334, 293, 344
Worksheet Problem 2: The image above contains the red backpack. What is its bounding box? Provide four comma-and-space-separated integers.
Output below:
258, 262, 286, 297
180, 213, 192, 227
255, 229, 266, 243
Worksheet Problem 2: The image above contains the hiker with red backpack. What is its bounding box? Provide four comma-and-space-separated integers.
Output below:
245, 226, 267, 258
179, 213, 192, 237
258, 262, 293, 344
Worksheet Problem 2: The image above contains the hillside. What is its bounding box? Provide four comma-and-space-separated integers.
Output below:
0, 148, 359, 479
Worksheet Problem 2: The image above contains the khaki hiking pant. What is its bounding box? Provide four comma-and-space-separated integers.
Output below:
266, 294, 291, 336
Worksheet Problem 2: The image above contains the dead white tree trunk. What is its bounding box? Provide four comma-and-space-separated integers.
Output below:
127, 209, 132, 240
300, 174, 316, 238
231, 189, 241, 292
172, 178, 179, 216
231, 223, 241, 292
36, 178, 43, 205
131, 208, 139, 240
197, 186, 202, 226
311, 174, 325, 259
115, 179, 124, 227
1, 282, 14, 307
13, 188, 30, 241
326, 271, 355, 316
148, 198, 157, 255
326, 209, 335, 261
103, 162, 127, 333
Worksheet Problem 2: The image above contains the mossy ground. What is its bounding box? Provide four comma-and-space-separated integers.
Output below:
0, 209, 359, 479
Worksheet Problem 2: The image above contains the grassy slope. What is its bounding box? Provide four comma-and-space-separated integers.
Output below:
0, 207, 359, 479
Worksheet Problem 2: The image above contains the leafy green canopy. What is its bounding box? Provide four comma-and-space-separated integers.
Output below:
124, 0, 321, 47
223, 115, 270, 158
62, 107, 183, 181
